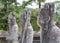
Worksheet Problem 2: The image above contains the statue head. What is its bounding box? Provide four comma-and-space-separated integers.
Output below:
20, 9, 31, 26
10, 11, 16, 16
39, 3, 55, 25
8, 11, 16, 25
39, 3, 50, 24
45, 3, 54, 20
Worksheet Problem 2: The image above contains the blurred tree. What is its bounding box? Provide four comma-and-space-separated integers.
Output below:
0, 0, 45, 31
54, 2, 60, 28
0, 0, 17, 30
54, 2, 60, 23
30, 9, 40, 31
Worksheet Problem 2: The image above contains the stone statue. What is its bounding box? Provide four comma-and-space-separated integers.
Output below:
46, 3, 60, 43
7, 11, 18, 43
39, 3, 60, 43
39, 3, 50, 43
19, 9, 33, 43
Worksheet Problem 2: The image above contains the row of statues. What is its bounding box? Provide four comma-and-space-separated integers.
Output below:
6, 2, 60, 43
7, 9, 33, 43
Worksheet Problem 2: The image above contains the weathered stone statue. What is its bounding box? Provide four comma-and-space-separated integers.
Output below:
19, 9, 33, 43
39, 3, 50, 43
47, 3, 60, 43
39, 3, 60, 43
7, 11, 18, 43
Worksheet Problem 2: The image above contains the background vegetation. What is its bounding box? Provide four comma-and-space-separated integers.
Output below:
0, 0, 60, 32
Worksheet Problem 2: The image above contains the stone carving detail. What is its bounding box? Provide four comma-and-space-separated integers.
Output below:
19, 9, 33, 43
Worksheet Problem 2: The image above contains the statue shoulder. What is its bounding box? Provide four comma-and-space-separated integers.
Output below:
51, 25, 60, 36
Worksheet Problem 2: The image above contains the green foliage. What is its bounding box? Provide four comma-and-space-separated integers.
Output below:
21, 0, 33, 8
0, 0, 17, 30
0, 0, 45, 31
1, 0, 60, 32
54, 2, 60, 23
30, 9, 40, 31
0, 10, 8, 30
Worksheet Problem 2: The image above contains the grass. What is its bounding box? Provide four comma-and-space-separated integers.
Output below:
0, 30, 4, 32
